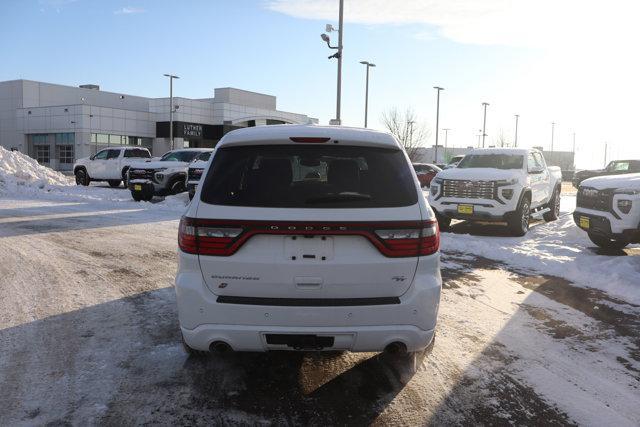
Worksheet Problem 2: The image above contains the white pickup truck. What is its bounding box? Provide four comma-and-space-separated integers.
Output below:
428, 148, 562, 236
573, 173, 640, 249
73, 146, 151, 188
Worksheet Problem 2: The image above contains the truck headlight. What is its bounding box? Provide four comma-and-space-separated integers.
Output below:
618, 199, 633, 214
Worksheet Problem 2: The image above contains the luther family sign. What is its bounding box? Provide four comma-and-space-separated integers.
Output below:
183, 123, 203, 138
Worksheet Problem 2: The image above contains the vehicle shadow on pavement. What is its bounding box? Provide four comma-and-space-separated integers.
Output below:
445, 220, 544, 237
0, 201, 180, 238
0, 287, 429, 426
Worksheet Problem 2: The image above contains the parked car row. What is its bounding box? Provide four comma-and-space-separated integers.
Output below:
73, 147, 213, 201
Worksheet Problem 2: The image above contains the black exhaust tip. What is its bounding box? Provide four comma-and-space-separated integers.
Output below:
384, 341, 407, 355
210, 341, 232, 353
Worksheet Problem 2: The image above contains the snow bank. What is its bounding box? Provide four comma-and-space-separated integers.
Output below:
0, 146, 189, 213
441, 195, 640, 305
0, 146, 72, 193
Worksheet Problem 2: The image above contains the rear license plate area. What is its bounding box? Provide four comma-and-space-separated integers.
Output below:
265, 334, 335, 350
284, 235, 334, 261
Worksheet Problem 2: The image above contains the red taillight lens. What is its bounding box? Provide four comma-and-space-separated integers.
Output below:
178, 217, 243, 256
375, 220, 439, 257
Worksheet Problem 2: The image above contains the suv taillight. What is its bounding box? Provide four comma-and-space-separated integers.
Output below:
178, 217, 440, 258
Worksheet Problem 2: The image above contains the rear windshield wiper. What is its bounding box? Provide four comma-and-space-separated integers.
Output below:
305, 192, 372, 204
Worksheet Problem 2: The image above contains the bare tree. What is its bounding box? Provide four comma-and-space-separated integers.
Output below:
381, 108, 429, 161
494, 129, 509, 148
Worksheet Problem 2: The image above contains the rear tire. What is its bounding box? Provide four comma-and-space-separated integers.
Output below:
588, 233, 629, 250
122, 168, 129, 187
508, 195, 531, 236
75, 169, 90, 186
543, 187, 561, 221
108, 180, 122, 188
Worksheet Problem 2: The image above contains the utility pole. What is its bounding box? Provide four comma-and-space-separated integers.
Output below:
360, 61, 376, 127
336, 0, 344, 124
163, 74, 179, 150
320, 0, 344, 125
481, 102, 489, 147
433, 86, 444, 163
514, 114, 519, 147
442, 128, 451, 162
551, 122, 556, 152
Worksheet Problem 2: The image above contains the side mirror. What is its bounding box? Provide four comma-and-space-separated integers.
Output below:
89, 155, 95, 160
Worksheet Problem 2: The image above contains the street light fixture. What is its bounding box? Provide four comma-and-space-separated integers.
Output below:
481, 102, 489, 148
163, 74, 180, 150
433, 86, 444, 163
360, 61, 376, 127
320, 0, 344, 125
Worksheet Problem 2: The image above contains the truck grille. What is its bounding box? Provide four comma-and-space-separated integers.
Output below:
129, 168, 156, 181
577, 187, 613, 212
442, 179, 496, 199
188, 168, 204, 182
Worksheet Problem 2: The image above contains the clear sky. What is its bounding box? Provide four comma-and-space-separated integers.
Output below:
1, 0, 639, 168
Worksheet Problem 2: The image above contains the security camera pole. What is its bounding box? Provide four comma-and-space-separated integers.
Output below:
481, 102, 489, 148
321, 0, 344, 125
360, 61, 376, 127
163, 74, 179, 150
433, 86, 444, 162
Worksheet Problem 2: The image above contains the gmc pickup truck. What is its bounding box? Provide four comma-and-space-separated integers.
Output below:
428, 148, 562, 236
573, 173, 640, 249
572, 159, 640, 188
73, 147, 151, 187
127, 148, 212, 201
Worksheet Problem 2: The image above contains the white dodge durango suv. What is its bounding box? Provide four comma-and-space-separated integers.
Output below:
176, 125, 442, 355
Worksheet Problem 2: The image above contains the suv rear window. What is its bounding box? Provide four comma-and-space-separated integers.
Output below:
200, 145, 418, 208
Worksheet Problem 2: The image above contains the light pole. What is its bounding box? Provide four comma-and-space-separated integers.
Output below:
551, 121, 556, 152
360, 61, 376, 127
442, 128, 451, 162
481, 102, 489, 148
163, 74, 179, 150
572, 132, 576, 153
604, 142, 608, 167
514, 114, 519, 147
321, 0, 344, 125
477, 129, 482, 147
433, 86, 444, 163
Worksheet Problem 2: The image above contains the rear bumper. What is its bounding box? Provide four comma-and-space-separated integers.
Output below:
181, 324, 435, 352
175, 252, 441, 353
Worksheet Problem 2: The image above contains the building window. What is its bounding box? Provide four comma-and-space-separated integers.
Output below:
55, 133, 75, 144
56, 145, 74, 164
35, 145, 50, 164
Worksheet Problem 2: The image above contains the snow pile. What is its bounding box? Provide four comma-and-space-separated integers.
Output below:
0, 146, 72, 193
441, 195, 640, 305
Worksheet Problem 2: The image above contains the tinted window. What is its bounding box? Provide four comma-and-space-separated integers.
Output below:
194, 151, 212, 162
458, 154, 524, 170
161, 151, 202, 162
94, 150, 109, 160
610, 161, 630, 171
106, 149, 120, 159
200, 145, 418, 208
124, 148, 151, 158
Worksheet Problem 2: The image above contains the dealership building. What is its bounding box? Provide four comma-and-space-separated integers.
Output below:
0, 79, 317, 171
